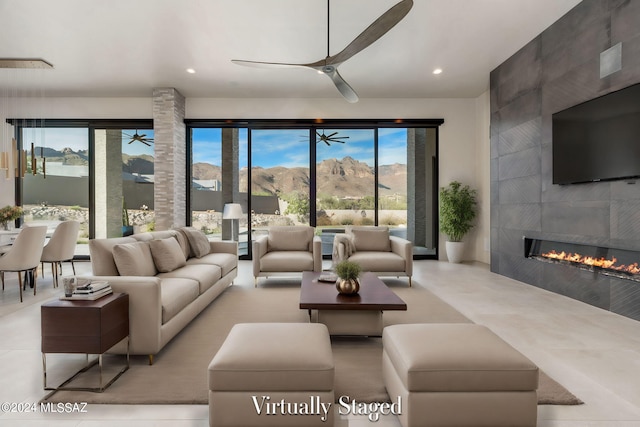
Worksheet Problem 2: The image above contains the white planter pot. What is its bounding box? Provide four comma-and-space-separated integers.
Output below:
445, 241, 465, 263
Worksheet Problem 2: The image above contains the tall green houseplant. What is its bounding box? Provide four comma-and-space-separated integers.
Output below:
439, 181, 477, 242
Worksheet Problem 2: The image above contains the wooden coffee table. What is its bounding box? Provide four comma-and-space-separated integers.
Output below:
300, 271, 407, 336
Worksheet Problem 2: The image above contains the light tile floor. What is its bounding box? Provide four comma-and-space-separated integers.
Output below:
1, 259, 639, 426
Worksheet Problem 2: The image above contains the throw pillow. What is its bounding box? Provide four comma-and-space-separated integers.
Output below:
350, 226, 391, 252
149, 238, 187, 273
173, 229, 192, 259
112, 241, 158, 276
180, 226, 211, 258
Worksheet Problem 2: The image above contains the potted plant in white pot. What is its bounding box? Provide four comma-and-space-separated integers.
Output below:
439, 181, 477, 263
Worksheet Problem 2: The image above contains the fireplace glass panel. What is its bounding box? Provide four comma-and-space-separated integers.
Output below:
525, 237, 640, 282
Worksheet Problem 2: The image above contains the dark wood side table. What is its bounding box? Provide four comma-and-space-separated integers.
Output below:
41, 292, 129, 393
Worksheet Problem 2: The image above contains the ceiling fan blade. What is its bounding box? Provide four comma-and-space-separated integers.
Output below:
324, 68, 359, 103
327, 0, 413, 66
232, 59, 309, 69
326, 132, 339, 138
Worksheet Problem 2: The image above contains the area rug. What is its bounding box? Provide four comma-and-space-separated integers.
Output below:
41, 279, 582, 405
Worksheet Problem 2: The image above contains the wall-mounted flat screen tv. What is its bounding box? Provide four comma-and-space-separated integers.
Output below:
552, 82, 640, 185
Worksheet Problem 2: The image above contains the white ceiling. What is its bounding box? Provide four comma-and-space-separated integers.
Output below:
0, 0, 582, 100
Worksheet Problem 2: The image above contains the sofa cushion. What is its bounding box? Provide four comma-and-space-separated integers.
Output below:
131, 232, 153, 242
260, 251, 314, 272
186, 252, 237, 276
149, 238, 187, 273
147, 230, 178, 240
350, 226, 391, 252
160, 278, 199, 324
157, 264, 222, 294
267, 226, 313, 252
173, 230, 191, 259
112, 241, 158, 276
349, 251, 405, 272
88, 236, 138, 276
178, 227, 211, 258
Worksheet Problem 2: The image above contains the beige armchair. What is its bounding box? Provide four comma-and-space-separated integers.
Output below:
0, 225, 48, 302
334, 226, 413, 286
252, 226, 322, 286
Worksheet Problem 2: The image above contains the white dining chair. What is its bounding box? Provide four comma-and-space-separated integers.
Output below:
0, 226, 47, 302
40, 220, 80, 288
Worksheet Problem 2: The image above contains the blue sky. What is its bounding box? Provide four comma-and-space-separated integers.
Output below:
192, 128, 408, 169
27, 127, 408, 167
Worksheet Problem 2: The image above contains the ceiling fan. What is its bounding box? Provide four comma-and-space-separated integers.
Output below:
316, 130, 350, 146
124, 131, 154, 146
232, 0, 413, 103
302, 129, 350, 145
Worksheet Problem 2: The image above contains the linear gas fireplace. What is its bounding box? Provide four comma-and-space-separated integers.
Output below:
525, 237, 640, 283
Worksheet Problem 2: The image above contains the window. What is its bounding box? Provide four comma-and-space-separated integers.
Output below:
21, 127, 90, 255
187, 119, 442, 259
191, 128, 223, 236
13, 120, 153, 254
250, 129, 310, 240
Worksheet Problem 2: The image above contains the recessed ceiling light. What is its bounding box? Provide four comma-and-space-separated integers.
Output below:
433, 68, 443, 75
186, 68, 196, 74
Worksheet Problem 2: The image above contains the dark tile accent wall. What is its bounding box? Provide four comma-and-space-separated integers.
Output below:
490, 0, 640, 321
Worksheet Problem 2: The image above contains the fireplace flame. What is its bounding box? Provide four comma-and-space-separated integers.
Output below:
542, 250, 640, 274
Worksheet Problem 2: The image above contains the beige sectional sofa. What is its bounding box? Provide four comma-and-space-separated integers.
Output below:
84, 228, 237, 364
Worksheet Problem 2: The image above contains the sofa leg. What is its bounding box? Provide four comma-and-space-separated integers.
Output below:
254, 277, 258, 288
409, 277, 412, 287
148, 354, 154, 365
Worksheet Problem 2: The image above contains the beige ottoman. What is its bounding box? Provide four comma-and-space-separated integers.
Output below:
208, 323, 334, 427
382, 324, 538, 427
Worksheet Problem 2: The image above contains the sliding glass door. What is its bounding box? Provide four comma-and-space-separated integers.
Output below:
315, 128, 375, 255
186, 119, 442, 260
250, 129, 310, 240
21, 127, 89, 255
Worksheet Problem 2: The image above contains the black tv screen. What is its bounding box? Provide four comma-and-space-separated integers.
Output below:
552, 82, 640, 185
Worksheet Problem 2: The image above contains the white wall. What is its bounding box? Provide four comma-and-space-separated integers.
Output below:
0, 95, 489, 262
474, 91, 491, 264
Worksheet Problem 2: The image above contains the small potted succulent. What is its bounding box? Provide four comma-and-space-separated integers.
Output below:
335, 260, 362, 294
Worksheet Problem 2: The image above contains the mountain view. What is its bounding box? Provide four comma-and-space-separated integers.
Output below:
35, 147, 407, 199
32, 146, 154, 174
192, 156, 406, 199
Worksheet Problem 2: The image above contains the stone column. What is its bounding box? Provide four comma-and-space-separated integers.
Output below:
221, 128, 239, 240
94, 129, 124, 238
153, 88, 186, 230
407, 128, 429, 248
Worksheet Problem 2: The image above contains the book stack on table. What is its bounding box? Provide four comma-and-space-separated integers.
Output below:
61, 281, 112, 300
